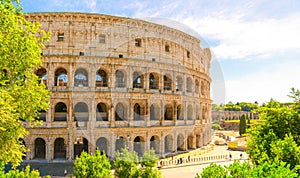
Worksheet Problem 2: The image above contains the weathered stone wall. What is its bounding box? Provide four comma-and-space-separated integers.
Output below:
23, 12, 212, 161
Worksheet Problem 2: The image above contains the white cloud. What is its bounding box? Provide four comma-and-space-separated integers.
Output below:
224, 60, 300, 104
181, 13, 300, 60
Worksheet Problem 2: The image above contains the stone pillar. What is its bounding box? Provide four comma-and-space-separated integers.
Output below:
145, 100, 150, 126
144, 73, 149, 90
160, 135, 165, 156
46, 137, 52, 160
68, 128, 74, 160
126, 137, 133, 152
111, 103, 116, 127
109, 135, 116, 158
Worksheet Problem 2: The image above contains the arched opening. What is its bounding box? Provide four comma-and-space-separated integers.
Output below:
54, 138, 66, 159
163, 74, 172, 91
186, 77, 193, 93
195, 79, 199, 94
176, 76, 183, 91
74, 102, 89, 121
74, 68, 88, 87
115, 103, 125, 121
35, 68, 47, 86
34, 138, 46, 159
54, 68, 68, 86
177, 105, 183, 120
150, 135, 160, 154
149, 73, 159, 89
74, 137, 88, 159
133, 71, 143, 88
116, 70, 126, 88
188, 105, 193, 120
115, 137, 125, 152
134, 136, 144, 157
164, 135, 173, 153
164, 104, 173, 120
150, 104, 160, 120
96, 103, 108, 121
96, 69, 108, 87
177, 134, 185, 151
96, 137, 108, 155
134, 103, 143, 121
54, 102, 67, 121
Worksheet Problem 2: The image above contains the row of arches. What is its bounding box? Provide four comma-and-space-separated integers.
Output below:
29, 133, 203, 160
40, 101, 202, 122
36, 67, 209, 96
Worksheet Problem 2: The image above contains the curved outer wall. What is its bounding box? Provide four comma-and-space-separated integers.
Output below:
23, 12, 212, 160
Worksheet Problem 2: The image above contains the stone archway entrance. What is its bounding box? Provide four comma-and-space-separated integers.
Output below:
35, 138, 46, 159
74, 137, 88, 159
54, 138, 66, 159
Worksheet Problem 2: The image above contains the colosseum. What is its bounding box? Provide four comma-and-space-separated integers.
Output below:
23, 12, 212, 161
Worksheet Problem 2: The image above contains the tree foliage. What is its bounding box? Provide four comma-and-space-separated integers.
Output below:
247, 91, 300, 169
0, 162, 42, 178
196, 160, 299, 178
0, 0, 50, 167
114, 148, 161, 178
213, 102, 258, 112
239, 114, 246, 136
73, 150, 112, 178
114, 148, 140, 178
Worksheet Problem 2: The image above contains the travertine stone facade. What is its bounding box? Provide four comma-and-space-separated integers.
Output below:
23, 12, 212, 161
211, 110, 258, 122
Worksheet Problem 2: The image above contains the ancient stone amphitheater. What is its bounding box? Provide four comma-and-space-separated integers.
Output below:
23, 12, 212, 161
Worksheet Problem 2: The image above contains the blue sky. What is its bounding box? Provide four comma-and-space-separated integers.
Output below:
20, 0, 300, 104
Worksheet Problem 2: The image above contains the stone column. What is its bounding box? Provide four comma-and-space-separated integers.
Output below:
46, 137, 52, 160
109, 135, 116, 159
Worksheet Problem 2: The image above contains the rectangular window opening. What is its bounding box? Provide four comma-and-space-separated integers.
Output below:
57, 33, 64, 41
135, 38, 141, 47
99, 34, 106, 43
165, 45, 170, 52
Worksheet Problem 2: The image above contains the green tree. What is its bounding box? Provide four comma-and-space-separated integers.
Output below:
140, 149, 161, 178
196, 160, 299, 178
114, 149, 161, 178
247, 94, 300, 168
73, 150, 112, 178
114, 148, 140, 178
239, 114, 246, 136
0, 0, 50, 167
247, 117, 251, 129
195, 163, 227, 178
0, 162, 42, 178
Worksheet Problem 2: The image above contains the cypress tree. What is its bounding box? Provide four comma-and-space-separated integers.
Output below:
239, 114, 246, 136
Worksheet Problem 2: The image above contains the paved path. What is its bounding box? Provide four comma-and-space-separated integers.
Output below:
161, 145, 248, 178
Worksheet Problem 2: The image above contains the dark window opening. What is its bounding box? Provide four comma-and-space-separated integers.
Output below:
135, 38, 141, 47
187, 51, 190, 58
57, 33, 64, 41
165, 45, 170, 52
